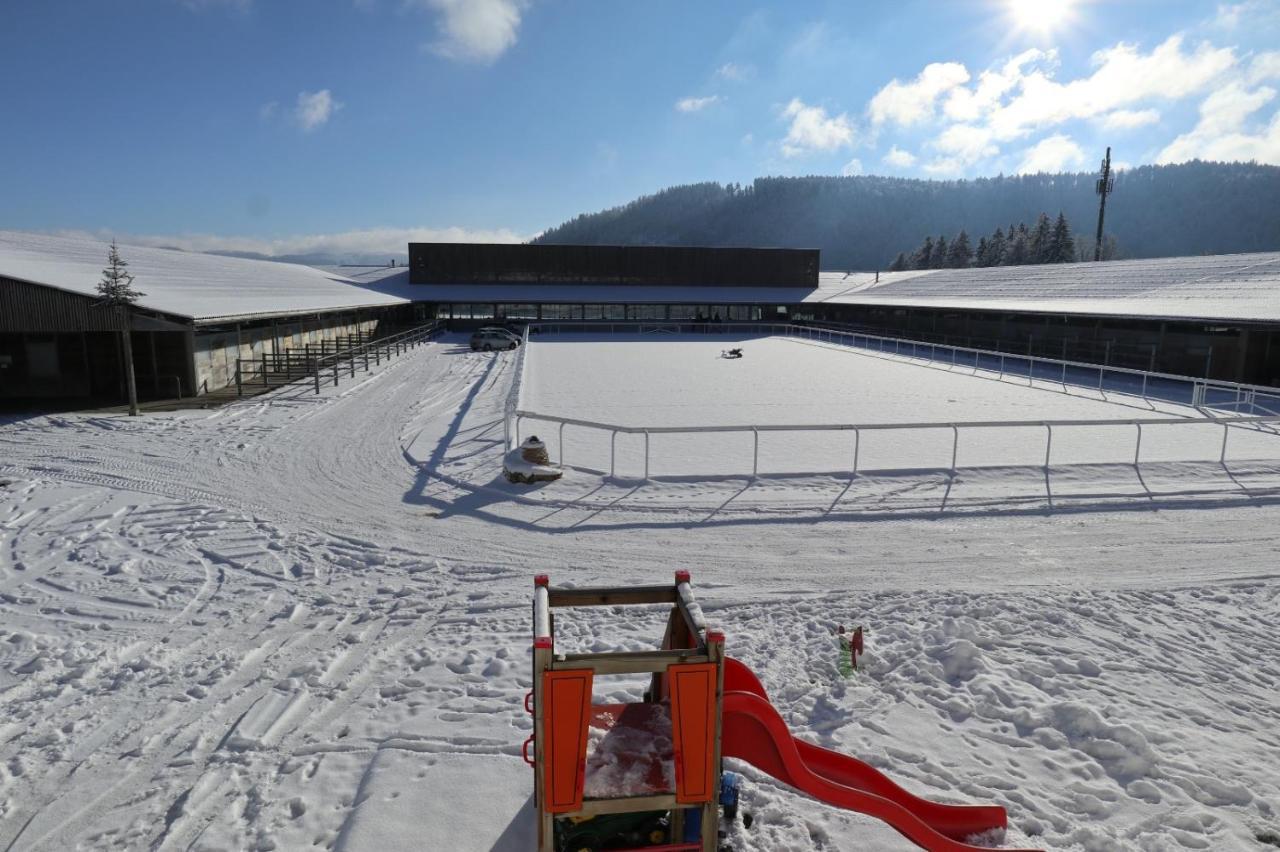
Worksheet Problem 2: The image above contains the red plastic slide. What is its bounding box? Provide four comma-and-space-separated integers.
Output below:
721, 658, 1041, 852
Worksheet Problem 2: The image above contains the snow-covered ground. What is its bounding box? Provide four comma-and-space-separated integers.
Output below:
2, 332, 1279, 851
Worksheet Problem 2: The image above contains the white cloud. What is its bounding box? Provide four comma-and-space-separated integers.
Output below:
841, 158, 863, 176
780, 99, 855, 157
715, 62, 750, 82
984, 36, 1235, 142
921, 157, 965, 176
1157, 82, 1280, 164
883, 146, 917, 168
943, 49, 1046, 123
417, 0, 525, 64
81, 226, 528, 260
1098, 108, 1161, 130
1250, 51, 1280, 84
933, 124, 998, 166
675, 95, 721, 113
869, 62, 971, 127
294, 90, 341, 131
1017, 134, 1087, 173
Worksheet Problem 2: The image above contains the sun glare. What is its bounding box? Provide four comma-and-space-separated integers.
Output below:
1007, 0, 1075, 35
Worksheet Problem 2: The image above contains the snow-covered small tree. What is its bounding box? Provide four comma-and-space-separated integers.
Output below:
888, 252, 909, 272
97, 241, 145, 307
96, 241, 145, 416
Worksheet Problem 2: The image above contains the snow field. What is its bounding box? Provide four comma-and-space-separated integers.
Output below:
520, 335, 1280, 479
2, 332, 1280, 851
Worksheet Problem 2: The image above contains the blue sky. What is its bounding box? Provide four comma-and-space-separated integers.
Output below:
2, 0, 1278, 258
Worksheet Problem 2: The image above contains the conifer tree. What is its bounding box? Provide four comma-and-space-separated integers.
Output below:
988, 227, 1006, 266
1049, 212, 1075, 263
1005, 230, 1029, 265
96, 241, 145, 416
912, 236, 934, 270
931, 235, 948, 269
1029, 213, 1052, 264
888, 252, 909, 272
975, 236, 989, 267
947, 230, 973, 268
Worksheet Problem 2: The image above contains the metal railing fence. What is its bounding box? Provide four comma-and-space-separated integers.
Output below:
234, 320, 444, 396
502, 321, 1280, 478
511, 408, 1280, 480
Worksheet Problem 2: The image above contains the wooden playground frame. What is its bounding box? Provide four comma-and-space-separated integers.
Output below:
528, 571, 725, 851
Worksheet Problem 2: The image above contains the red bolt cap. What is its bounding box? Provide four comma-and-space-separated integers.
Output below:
707, 630, 725, 644
534, 574, 549, 587
675, 569, 691, 583
534, 637, 553, 649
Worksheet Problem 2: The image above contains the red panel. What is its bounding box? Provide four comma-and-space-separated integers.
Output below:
542, 669, 593, 813
667, 663, 718, 804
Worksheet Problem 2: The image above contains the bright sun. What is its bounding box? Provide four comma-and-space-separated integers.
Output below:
1007, 0, 1075, 34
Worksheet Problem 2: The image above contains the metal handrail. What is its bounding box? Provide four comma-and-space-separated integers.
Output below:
504, 322, 1280, 479
234, 320, 444, 396
512, 407, 1280, 480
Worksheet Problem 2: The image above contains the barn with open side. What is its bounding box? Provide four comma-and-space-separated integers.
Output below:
0, 231, 420, 407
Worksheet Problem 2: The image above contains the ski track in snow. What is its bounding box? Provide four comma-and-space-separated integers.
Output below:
1, 332, 1279, 851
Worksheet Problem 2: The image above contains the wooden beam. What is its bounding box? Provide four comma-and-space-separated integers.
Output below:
548, 586, 677, 608
552, 649, 709, 675
567, 794, 679, 818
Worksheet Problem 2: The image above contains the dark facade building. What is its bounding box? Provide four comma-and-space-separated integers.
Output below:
409, 243, 819, 288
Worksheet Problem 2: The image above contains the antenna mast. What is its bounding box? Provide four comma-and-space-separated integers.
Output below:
1093, 147, 1114, 262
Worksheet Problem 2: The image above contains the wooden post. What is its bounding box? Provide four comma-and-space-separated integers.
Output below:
701, 630, 725, 850
121, 328, 139, 416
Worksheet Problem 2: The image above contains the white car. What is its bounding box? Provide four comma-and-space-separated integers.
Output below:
470, 328, 520, 351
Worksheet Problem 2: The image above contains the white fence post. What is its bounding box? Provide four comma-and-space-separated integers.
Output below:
1220, 422, 1229, 463
950, 424, 959, 471
644, 430, 650, 480
610, 430, 617, 478
752, 428, 759, 479
1134, 423, 1143, 466
559, 421, 566, 468
1044, 424, 1053, 469
852, 428, 860, 476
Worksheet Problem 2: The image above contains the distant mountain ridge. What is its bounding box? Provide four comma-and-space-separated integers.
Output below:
533, 161, 1280, 270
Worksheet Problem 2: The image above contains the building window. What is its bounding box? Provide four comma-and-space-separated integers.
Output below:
542, 304, 583, 320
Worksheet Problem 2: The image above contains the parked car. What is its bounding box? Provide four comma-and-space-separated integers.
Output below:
470, 328, 521, 351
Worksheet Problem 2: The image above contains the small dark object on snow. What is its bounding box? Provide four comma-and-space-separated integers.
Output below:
721, 348, 743, 359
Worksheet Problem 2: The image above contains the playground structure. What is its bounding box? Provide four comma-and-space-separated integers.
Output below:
526, 572, 1041, 852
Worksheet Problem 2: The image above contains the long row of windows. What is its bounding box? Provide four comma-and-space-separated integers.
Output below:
434, 303, 779, 322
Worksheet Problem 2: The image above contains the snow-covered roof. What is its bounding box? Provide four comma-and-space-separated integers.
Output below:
0, 231, 412, 323
813, 253, 1280, 323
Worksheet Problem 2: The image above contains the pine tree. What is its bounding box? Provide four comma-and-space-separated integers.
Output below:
931, 235, 948, 269
1049, 212, 1075, 263
988, 227, 1006, 266
1005, 230, 1029, 265
96, 241, 145, 306
975, 236, 989, 267
912, 236, 934, 270
888, 252, 909, 272
947, 230, 973, 268
1029, 213, 1052, 264
95, 241, 145, 416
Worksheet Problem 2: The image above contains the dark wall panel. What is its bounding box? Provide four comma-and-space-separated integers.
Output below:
408, 243, 819, 287
0, 276, 130, 332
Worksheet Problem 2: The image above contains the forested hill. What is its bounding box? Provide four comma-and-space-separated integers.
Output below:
534, 161, 1280, 270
